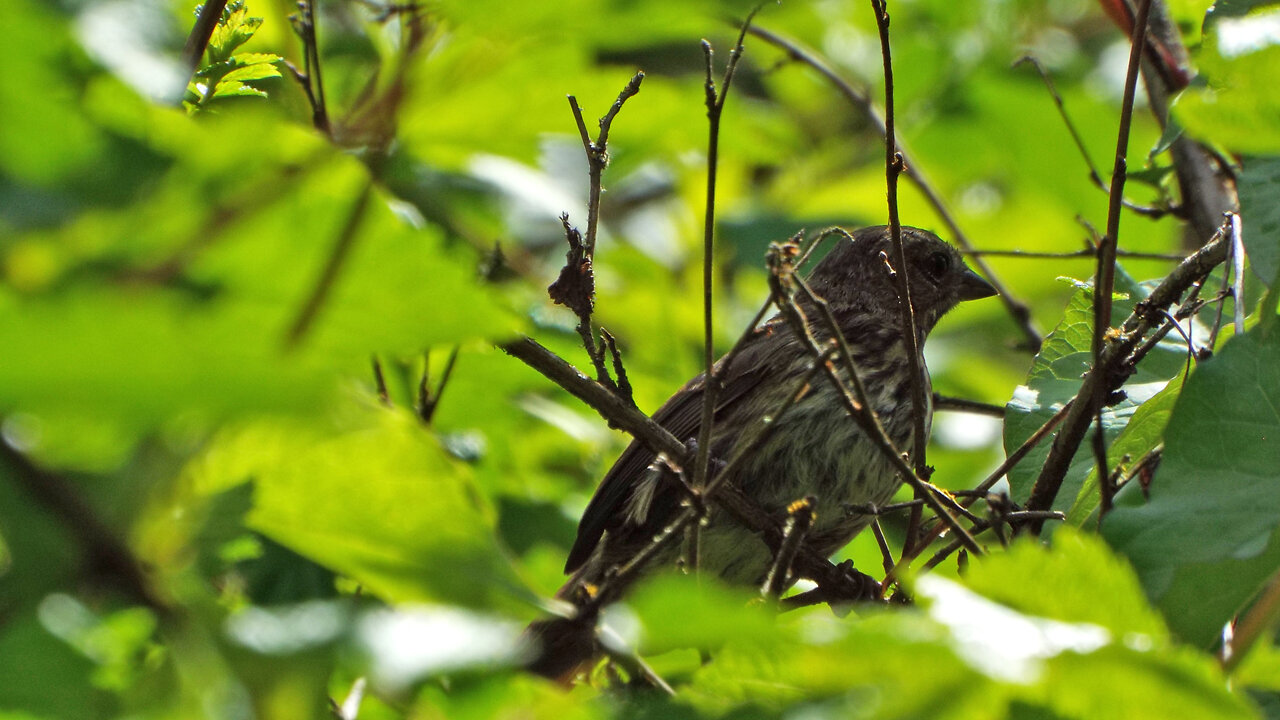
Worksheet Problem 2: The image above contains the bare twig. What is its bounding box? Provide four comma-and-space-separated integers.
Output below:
503, 336, 882, 611
181, 0, 230, 79
1230, 213, 1246, 335
290, 1, 330, 134
371, 355, 391, 407
897, 399, 1075, 573
920, 510, 1065, 572
867, 0, 928, 488
692, 6, 765, 573
1093, 0, 1153, 515
933, 394, 1005, 418
418, 346, 459, 425
963, 247, 1182, 261
1013, 55, 1173, 220
746, 24, 1044, 353
554, 75, 644, 401
974, 400, 1074, 497
1138, 0, 1238, 247
871, 518, 895, 575
567, 72, 644, 260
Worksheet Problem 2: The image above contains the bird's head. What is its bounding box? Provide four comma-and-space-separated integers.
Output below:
804, 225, 997, 334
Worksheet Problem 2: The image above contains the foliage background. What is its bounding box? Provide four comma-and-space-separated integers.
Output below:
2, 0, 1279, 718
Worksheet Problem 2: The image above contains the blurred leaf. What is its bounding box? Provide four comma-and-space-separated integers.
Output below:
0, 615, 104, 719
624, 574, 776, 656
1175, 8, 1280, 154
957, 528, 1168, 638
1104, 326, 1280, 646
1040, 644, 1256, 720
685, 611, 1000, 719
1240, 155, 1280, 286
186, 407, 532, 610
0, 290, 340, 426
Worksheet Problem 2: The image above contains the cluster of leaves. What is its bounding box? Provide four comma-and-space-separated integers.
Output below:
0, 0, 1278, 718
184, 1, 283, 111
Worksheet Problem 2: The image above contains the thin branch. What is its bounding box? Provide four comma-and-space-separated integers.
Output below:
290, 1, 330, 134
418, 346, 459, 425
871, 518, 895, 575
1013, 55, 1173, 220
0, 437, 168, 613
933, 393, 1005, 418
566, 72, 644, 259
746, 24, 1044, 353
1230, 212, 1246, 335
868, 0, 928, 486
181, 0, 229, 79
286, 179, 374, 347
920, 510, 1065, 572
974, 400, 1074, 497
554, 75, 644, 401
963, 247, 1183, 261
896, 399, 1075, 573
371, 355, 391, 407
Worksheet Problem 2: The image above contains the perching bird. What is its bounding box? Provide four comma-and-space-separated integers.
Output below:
525, 226, 997, 680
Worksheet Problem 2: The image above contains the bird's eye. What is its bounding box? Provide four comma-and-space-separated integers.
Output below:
926, 251, 951, 280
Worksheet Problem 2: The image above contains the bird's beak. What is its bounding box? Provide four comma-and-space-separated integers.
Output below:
957, 267, 998, 301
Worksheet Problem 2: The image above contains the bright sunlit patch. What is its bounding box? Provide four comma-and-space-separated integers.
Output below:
934, 412, 1002, 451
74, 0, 186, 102
1217, 9, 1280, 58
916, 576, 1110, 684
1008, 385, 1040, 412
224, 600, 346, 655
357, 606, 524, 690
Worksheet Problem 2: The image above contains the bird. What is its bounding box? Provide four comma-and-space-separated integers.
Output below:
524, 225, 997, 681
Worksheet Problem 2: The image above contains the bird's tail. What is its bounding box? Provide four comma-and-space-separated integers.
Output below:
522, 613, 600, 683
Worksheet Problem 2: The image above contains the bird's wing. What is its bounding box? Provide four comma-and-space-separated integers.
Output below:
563, 325, 782, 573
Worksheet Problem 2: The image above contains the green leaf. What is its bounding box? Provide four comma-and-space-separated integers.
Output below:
1067, 371, 1186, 526
623, 574, 775, 656
1104, 326, 1280, 646
957, 528, 1168, 638
1003, 269, 1199, 510
0, 290, 341, 425
206, 4, 263, 65
1175, 8, 1280, 154
1039, 644, 1256, 720
685, 610, 1000, 719
218, 63, 281, 85
0, 614, 103, 718
186, 407, 533, 611
211, 83, 269, 100
1240, 155, 1280, 286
